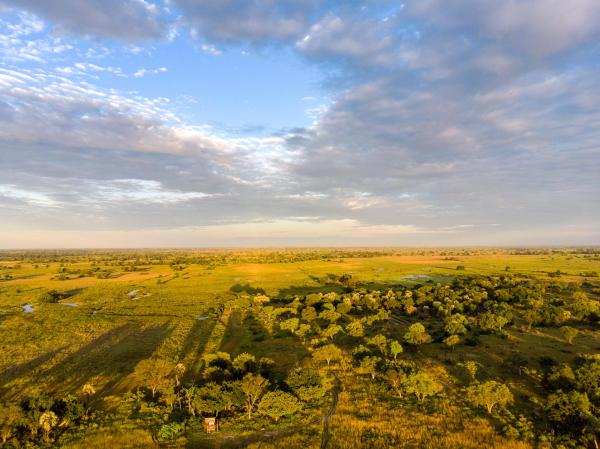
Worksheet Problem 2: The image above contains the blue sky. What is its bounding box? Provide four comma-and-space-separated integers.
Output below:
0, 0, 599, 247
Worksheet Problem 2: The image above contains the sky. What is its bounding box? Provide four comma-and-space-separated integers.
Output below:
0, 0, 599, 248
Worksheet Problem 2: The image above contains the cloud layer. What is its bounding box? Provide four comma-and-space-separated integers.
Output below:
0, 1, 599, 246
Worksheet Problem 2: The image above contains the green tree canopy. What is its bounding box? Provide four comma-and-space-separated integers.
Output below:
466, 380, 513, 414
403, 323, 431, 347
240, 373, 269, 419
258, 391, 301, 422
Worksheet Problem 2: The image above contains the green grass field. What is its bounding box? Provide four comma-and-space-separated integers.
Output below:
1, 248, 599, 448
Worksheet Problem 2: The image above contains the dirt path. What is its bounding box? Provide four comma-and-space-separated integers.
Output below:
320, 377, 341, 449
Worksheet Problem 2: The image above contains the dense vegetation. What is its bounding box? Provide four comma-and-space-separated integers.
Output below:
0, 248, 599, 448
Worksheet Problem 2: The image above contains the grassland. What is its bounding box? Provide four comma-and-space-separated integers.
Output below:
0, 248, 599, 448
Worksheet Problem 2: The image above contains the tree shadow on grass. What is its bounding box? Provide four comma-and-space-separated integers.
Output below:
219, 310, 244, 354
230, 283, 266, 295
179, 318, 218, 381
239, 311, 309, 382
32, 322, 174, 396
274, 280, 411, 300
274, 284, 345, 300
0, 346, 69, 397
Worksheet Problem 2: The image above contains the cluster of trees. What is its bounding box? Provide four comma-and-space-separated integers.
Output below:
251, 274, 599, 447
0, 390, 90, 446
542, 355, 600, 447
128, 351, 328, 441
3, 271, 598, 447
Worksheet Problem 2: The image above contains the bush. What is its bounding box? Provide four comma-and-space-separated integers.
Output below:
39, 290, 61, 303
258, 391, 301, 422
157, 422, 185, 440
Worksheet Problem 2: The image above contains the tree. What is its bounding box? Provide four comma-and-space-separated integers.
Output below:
385, 369, 408, 398
286, 368, 326, 402
444, 314, 468, 335
336, 302, 352, 314
322, 324, 343, 341
183, 386, 198, 416
367, 334, 388, 356
560, 326, 579, 344
240, 373, 269, 419
319, 307, 341, 323
477, 312, 509, 332
194, 384, 228, 418
174, 363, 186, 386
258, 391, 301, 422
466, 381, 513, 414
345, 320, 364, 337
158, 383, 178, 410
389, 340, 403, 359
403, 322, 431, 348
338, 273, 353, 285
523, 309, 537, 331
404, 372, 442, 401
158, 422, 185, 441
363, 356, 384, 379
546, 390, 593, 433
233, 353, 256, 373
133, 359, 174, 398
575, 360, 600, 393
462, 361, 480, 382
313, 344, 342, 366
38, 411, 58, 441
296, 323, 312, 342
0, 403, 25, 444
302, 306, 317, 322
81, 383, 96, 408
221, 381, 245, 414
571, 291, 599, 320
443, 334, 461, 351
280, 317, 300, 335
39, 290, 61, 303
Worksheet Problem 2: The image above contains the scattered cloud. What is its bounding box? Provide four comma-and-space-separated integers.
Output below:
200, 44, 222, 56
133, 66, 168, 77
3, 0, 165, 40
1, 0, 599, 245
174, 0, 321, 44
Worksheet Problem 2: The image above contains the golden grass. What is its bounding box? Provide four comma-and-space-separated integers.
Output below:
328, 389, 533, 449
60, 428, 158, 449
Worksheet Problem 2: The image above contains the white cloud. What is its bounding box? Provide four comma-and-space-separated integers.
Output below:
0, 184, 61, 207
4, 0, 166, 40
133, 67, 168, 77
88, 179, 214, 204
201, 44, 222, 56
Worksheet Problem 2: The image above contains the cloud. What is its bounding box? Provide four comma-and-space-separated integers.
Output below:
200, 43, 222, 56
174, 0, 322, 44
283, 63, 600, 230
0, 0, 599, 245
0, 184, 61, 207
0, 67, 247, 160
296, 13, 417, 69
0, 11, 73, 62
2, 218, 597, 248
407, 0, 600, 59
4, 0, 165, 40
133, 66, 168, 77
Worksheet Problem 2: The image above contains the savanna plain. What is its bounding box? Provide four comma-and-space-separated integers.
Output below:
0, 248, 599, 448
